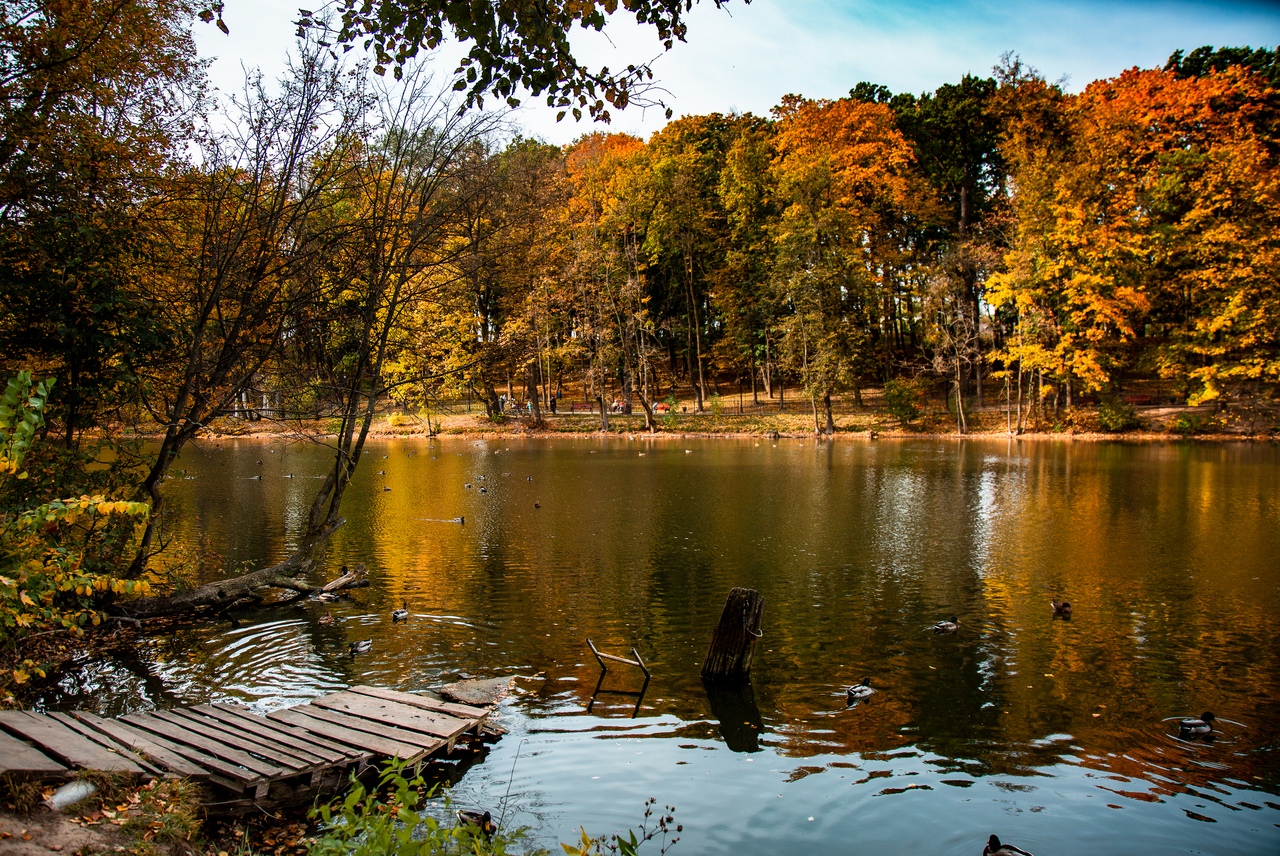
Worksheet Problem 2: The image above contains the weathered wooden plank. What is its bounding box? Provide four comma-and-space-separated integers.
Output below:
70, 712, 214, 782
0, 711, 144, 774
349, 685, 489, 720
197, 705, 350, 765
46, 713, 161, 779
163, 709, 326, 771
310, 692, 474, 743
268, 707, 428, 761
0, 728, 66, 777
290, 705, 447, 754
121, 712, 283, 779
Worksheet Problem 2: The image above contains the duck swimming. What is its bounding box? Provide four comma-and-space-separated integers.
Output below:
846, 677, 875, 702
983, 834, 1035, 856
318, 611, 334, 627
457, 809, 496, 837
932, 615, 960, 634
391, 600, 409, 622
1051, 600, 1072, 618
349, 639, 372, 655
1179, 711, 1215, 738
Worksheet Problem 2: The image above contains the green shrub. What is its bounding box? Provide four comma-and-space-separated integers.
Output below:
882, 377, 925, 426
1097, 398, 1141, 432
310, 761, 535, 856
311, 761, 681, 856
1169, 413, 1204, 436
1, 374, 151, 695
709, 394, 723, 418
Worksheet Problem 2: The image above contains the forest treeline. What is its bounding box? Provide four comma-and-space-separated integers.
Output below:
2, 4, 1278, 449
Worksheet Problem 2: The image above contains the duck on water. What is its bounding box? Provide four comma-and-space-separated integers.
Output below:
1179, 711, 1215, 739
846, 677, 875, 703
932, 615, 960, 634
983, 834, 1035, 856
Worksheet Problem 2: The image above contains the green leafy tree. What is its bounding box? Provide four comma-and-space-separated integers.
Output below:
303, 0, 748, 121
1165, 44, 1280, 86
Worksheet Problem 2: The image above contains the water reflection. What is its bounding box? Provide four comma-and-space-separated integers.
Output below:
24, 437, 1280, 854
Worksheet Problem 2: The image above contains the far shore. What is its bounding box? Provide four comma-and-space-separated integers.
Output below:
118, 399, 1279, 445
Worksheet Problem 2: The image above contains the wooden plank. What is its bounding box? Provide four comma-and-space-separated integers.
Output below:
46, 713, 161, 779
268, 708, 427, 761
290, 705, 446, 754
70, 712, 214, 782
197, 705, 350, 765
0, 711, 144, 774
0, 729, 66, 777
310, 692, 474, 743
349, 685, 489, 720
162, 710, 326, 771
121, 712, 283, 780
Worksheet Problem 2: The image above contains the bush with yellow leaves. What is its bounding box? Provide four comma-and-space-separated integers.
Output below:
0, 372, 150, 693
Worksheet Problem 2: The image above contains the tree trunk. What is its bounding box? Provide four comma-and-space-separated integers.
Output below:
701, 587, 765, 683
823, 392, 835, 435
526, 364, 542, 427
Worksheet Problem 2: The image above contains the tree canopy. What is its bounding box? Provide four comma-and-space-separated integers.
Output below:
296, 0, 746, 121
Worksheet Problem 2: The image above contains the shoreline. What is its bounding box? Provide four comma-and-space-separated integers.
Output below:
133, 413, 1278, 445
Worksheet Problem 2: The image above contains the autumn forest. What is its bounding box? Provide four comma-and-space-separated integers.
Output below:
2, 2, 1278, 459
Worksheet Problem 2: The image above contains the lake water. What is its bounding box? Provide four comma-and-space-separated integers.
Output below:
30, 436, 1280, 855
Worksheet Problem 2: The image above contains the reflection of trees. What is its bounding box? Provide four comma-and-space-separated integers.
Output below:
151, 438, 1280, 803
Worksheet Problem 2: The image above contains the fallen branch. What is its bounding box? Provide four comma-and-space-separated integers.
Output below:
115, 518, 348, 618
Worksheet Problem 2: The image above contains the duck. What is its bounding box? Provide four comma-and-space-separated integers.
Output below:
1051, 600, 1072, 618
316, 591, 339, 603
932, 615, 960, 634
456, 809, 496, 837
391, 601, 409, 622
533, 501, 540, 508
318, 611, 334, 627
983, 834, 1035, 856
349, 639, 372, 655
846, 677, 875, 702
1179, 711, 1215, 738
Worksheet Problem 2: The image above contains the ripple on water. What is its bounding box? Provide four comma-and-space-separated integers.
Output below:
150, 618, 348, 710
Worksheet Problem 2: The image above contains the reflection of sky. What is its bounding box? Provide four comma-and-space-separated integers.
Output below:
453, 703, 1279, 855
195, 1, 1280, 144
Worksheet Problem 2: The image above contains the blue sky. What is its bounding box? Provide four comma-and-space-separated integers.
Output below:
194, 0, 1280, 143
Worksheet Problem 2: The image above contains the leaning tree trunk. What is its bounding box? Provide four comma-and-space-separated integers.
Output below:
116, 518, 349, 617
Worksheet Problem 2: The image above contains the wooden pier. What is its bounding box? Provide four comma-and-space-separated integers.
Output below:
0, 685, 494, 811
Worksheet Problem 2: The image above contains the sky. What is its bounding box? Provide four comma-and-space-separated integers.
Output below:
192, 0, 1280, 144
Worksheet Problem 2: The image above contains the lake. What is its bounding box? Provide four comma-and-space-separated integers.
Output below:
29, 436, 1280, 855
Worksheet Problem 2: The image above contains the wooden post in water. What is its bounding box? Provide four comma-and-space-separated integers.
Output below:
700, 587, 764, 683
